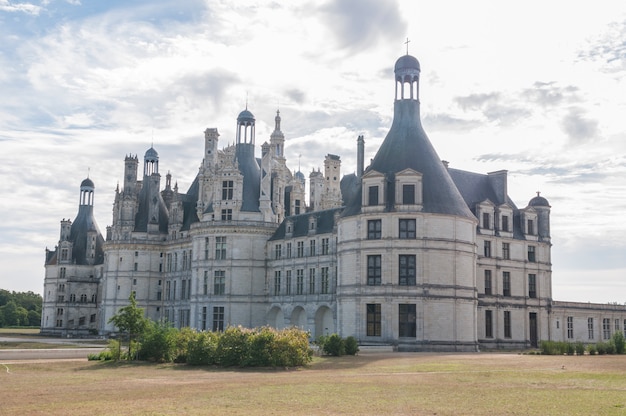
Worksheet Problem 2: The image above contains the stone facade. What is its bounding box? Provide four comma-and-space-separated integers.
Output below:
42, 53, 626, 349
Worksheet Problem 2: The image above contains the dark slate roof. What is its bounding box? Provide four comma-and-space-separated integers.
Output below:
236, 143, 261, 212
346, 99, 474, 220
339, 173, 360, 216
181, 176, 200, 231
134, 176, 169, 233
269, 207, 342, 241
69, 205, 105, 265
447, 168, 517, 209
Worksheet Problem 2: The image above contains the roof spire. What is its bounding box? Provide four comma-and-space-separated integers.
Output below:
405, 37, 411, 55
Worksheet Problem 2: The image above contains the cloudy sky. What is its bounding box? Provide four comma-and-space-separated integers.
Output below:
1, 0, 625, 303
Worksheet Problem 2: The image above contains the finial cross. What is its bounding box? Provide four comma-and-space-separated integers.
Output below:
405, 37, 411, 55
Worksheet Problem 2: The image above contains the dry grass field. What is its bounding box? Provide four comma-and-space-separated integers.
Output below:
1, 352, 625, 415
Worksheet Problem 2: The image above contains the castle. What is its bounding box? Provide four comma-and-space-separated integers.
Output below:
42, 53, 626, 350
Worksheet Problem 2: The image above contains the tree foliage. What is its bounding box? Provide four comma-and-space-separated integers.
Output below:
0, 289, 42, 327
107, 292, 148, 360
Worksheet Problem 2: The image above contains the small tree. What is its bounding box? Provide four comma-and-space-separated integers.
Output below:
108, 293, 148, 360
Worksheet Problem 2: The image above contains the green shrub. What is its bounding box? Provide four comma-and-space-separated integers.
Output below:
88, 350, 113, 361
612, 331, 625, 354
587, 344, 597, 355
138, 321, 177, 363
596, 342, 607, 355
107, 339, 121, 361
187, 331, 219, 365
574, 342, 585, 355
322, 333, 345, 356
245, 327, 276, 367
216, 326, 251, 366
272, 327, 313, 367
173, 327, 198, 363
344, 336, 359, 355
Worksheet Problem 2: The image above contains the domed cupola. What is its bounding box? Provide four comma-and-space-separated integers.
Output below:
394, 54, 421, 101
529, 192, 550, 207
236, 107, 256, 145
144, 146, 159, 176
80, 177, 95, 206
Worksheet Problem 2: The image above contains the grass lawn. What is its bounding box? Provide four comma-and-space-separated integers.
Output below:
1, 352, 625, 415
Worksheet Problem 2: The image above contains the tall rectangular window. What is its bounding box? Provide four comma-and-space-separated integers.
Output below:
502, 243, 510, 260
601, 319, 611, 338
308, 268, 316, 294
368, 186, 379, 206
213, 306, 224, 332
485, 310, 493, 338
399, 255, 416, 286
402, 184, 415, 204
527, 219, 534, 235
309, 240, 316, 256
483, 212, 490, 229
321, 238, 329, 255
484, 270, 492, 295
294, 199, 301, 215
399, 304, 416, 338
59, 267, 66, 278
205, 237, 209, 260
285, 270, 292, 295
222, 180, 233, 200
503, 272, 511, 297
367, 255, 382, 286
166, 281, 171, 300
484, 241, 491, 258
297, 241, 304, 257
501, 215, 509, 232
181, 280, 187, 300
203, 271, 208, 295
528, 246, 536, 262
275, 244, 282, 259
367, 219, 382, 239
296, 269, 304, 295
399, 219, 416, 239
215, 237, 226, 260
588, 318, 594, 340
321, 267, 329, 294
274, 271, 281, 296
528, 274, 536, 298
366, 304, 381, 336
567, 316, 574, 339
504, 311, 511, 338
286, 242, 292, 258
201, 307, 207, 331
214, 270, 225, 295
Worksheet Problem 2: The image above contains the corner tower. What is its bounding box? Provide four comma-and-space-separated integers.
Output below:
336, 52, 478, 351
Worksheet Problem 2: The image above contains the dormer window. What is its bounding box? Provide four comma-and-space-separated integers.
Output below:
482, 213, 490, 230
222, 180, 233, 200
402, 184, 415, 204
368, 186, 379, 206
527, 219, 534, 235
501, 215, 509, 232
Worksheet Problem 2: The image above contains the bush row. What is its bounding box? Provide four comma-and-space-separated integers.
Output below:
539, 332, 625, 355
315, 334, 359, 356
92, 324, 314, 367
